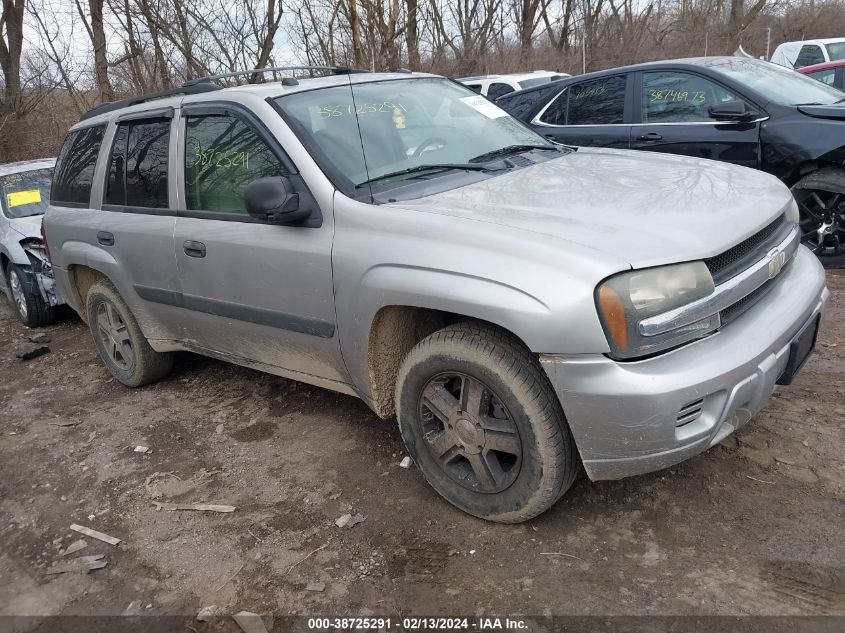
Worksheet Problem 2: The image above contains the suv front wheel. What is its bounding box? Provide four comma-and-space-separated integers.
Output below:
86, 279, 173, 387
395, 322, 580, 523
792, 167, 845, 268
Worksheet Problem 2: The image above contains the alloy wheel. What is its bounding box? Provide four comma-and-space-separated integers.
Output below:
794, 187, 845, 258
418, 372, 522, 493
9, 270, 27, 319
95, 300, 134, 371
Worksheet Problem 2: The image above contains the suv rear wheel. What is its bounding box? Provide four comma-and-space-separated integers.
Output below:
86, 279, 173, 387
395, 322, 580, 523
792, 168, 845, 268
5, 262, 55, 327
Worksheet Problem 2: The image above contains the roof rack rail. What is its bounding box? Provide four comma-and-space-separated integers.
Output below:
79, 81, 221, 121
182, 65, 370, 87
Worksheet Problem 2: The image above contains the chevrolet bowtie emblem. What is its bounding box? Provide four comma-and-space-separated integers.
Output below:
767, 247, 787, 279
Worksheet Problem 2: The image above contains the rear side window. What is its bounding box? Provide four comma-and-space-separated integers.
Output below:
807, 68, 836, 86
105, 118, 171, 209
540, 76, 626, 125
796, 45, 825, 68
51, 125, 105, 206
184, 113, 289, 215
499, 83, 563, 121
487, 82, 515, 100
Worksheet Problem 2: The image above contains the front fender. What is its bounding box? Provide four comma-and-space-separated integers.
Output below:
332, 195, 625, 400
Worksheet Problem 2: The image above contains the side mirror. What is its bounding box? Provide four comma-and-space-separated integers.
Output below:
708, 99, 759, 122
243, 176, 307, 224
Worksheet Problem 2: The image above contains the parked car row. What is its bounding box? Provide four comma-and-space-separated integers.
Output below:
1, 62, 830, 523
495, 56, 845, 267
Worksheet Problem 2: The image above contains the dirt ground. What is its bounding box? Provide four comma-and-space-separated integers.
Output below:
1, 272, 844, 631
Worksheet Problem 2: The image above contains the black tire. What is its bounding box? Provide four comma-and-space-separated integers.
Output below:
395, 322, 580, 523
791, 167, 845, 269
5, 262, 55, 327
85, 279, 173, 387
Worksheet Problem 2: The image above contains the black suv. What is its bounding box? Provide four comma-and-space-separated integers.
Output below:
498, 56, 845, 267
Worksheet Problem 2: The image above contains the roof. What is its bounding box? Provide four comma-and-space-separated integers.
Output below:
0, 158, 56, 177
458, 70, 564, 82
73, 71, 439, 130
798, 59, 845, 73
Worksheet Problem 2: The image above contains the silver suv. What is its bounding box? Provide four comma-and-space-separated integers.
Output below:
1, 158, 64, 326
44, 68, 828, 523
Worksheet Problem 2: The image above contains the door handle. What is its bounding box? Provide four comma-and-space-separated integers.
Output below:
97, 231, 114, 246
636, 132, 663, 142
183, 240, 206, 258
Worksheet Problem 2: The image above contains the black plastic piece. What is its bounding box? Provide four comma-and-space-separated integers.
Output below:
80, 82, 221, 121
16, 346, 50, 361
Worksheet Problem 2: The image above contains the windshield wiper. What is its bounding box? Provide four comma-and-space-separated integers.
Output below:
469, 144, 562, 163
356, 163, 497, 188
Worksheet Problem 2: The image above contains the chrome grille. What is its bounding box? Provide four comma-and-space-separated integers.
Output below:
705, 214, 788, 284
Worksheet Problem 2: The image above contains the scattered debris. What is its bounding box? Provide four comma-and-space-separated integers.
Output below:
399, 456, 413, 469
539, 552, 582, 560
287, 544, 328, 573
469, 549, 476, 555
49, 420, 80, 427
16, 346, 50, 361
214, 563, 245, 591
746, 476, 777, 484
61, 539, 88, 556
215, 424, 225, 434
152, 502, 236, 512
335, 513, 365, 528
197, 605, 218, 622
46, 554, 107, 574
329, 491, 342, 500
233, 610, 270, 633
133, 445, 150, 454
123, 600, 143, 615
305, 582, 326, 592
70, 523, 121, 546
28, 332, 50, 344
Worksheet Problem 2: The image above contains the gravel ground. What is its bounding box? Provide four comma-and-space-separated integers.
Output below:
1, 271, 843, 631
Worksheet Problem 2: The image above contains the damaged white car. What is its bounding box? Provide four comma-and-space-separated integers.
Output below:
1, 159, 64, 326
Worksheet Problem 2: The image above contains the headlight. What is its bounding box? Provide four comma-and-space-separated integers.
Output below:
596, 262, 718, 360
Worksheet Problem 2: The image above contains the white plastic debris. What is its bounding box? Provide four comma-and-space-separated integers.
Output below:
399, 456, 413, 469
134, 445, 150, 453
61, 539, 88, 556
69, 523, 121, 546
197, 605, 218, 621
233, 611, 270, 633
152, 502, 236, 512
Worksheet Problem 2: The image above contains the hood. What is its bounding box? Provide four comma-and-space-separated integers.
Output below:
9, 214, 44, 240
388, 148, 792, 269
798, 104, 845, 121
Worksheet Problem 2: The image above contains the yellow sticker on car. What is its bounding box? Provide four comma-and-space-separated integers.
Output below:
7, 189, 42, 208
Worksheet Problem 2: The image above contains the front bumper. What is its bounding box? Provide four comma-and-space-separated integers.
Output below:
540, 246, 828, 481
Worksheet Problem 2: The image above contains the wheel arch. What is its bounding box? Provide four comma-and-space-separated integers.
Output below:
363, 303, 536, 419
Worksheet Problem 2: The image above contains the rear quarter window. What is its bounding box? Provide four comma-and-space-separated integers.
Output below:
51, 125, 106, 206
497, 83, 562, 121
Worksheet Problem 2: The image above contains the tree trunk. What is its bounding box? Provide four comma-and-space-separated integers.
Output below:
88, 0, 113, 102
406, 0, 419, 68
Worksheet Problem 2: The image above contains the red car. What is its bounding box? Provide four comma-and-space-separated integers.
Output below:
798, 60, 845, 90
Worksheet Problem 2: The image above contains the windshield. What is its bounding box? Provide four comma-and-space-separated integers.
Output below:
1, 168, 52, 219
828, 42, 845, 61
706, 58, 845, 105
276, 77, 552, 189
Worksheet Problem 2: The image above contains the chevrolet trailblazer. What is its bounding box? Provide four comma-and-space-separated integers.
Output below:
44, 68, 828, 522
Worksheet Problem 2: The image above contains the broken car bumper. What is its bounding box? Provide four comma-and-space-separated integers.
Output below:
540, 246, 828, 481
